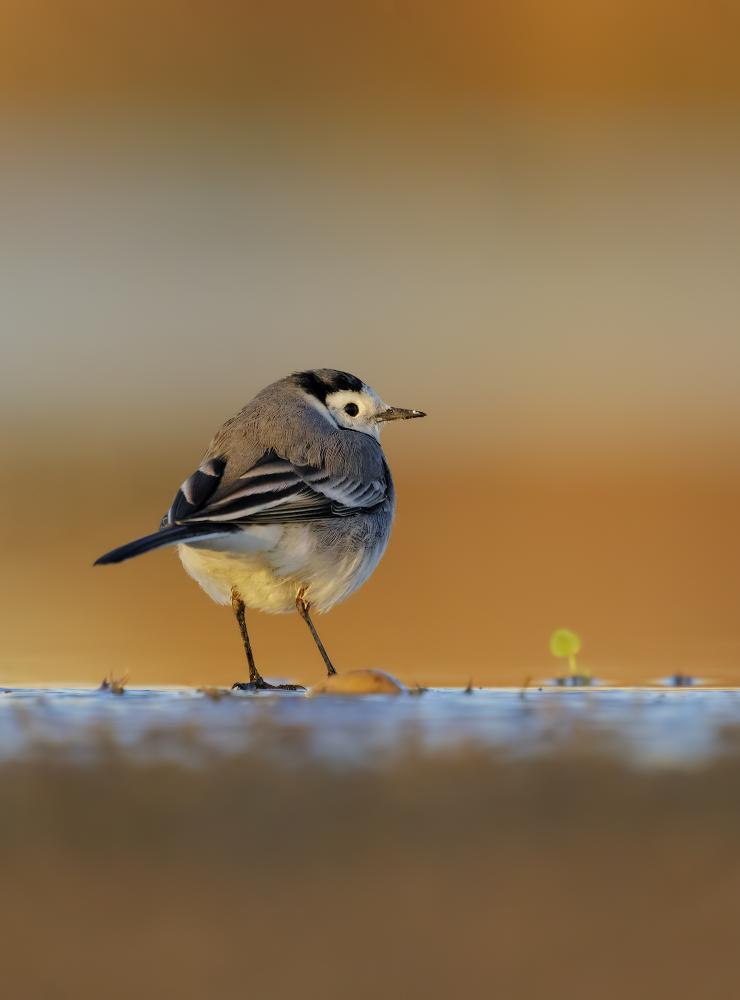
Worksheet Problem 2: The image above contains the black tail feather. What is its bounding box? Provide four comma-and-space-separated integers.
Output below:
94, 523, 237, 566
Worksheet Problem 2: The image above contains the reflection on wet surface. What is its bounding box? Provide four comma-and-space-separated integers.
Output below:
4, 686, 740, 767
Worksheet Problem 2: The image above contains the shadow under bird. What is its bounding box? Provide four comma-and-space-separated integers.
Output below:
95, 370, 425, 690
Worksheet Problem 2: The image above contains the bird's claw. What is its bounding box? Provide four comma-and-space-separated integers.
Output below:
231, 680, 305, 693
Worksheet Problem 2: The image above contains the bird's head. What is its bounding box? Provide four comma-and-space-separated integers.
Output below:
293, 369, 425, 440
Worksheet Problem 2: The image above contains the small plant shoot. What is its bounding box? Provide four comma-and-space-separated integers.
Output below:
549, 628, 590, 684
550, 628, 581, 672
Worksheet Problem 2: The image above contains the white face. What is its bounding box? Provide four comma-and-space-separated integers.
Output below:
324, 386, 386, 438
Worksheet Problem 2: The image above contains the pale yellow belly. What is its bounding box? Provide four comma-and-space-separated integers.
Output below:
178, 544, 300, 612
177, 524, 381, 614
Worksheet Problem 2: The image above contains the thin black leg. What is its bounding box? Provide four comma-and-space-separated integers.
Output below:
231, 589, 304, 692
231, 589, 259, 683
296, 591, 337, 676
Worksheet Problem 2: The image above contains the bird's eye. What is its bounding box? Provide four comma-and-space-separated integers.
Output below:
344, 403, 359, 417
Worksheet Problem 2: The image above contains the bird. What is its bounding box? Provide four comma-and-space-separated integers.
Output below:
95, 369, 425, 690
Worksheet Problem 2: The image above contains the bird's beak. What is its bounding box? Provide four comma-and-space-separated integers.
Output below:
376, 406, 427, 423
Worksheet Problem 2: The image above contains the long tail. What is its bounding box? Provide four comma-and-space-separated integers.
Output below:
94, 523, 237, 566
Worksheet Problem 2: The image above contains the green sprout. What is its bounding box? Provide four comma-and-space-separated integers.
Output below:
549, 628, 588, 679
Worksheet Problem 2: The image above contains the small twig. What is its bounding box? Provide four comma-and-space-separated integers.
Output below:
99, 673, 128, 695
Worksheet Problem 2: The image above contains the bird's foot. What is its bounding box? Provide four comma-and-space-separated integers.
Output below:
232, 679, 305, 693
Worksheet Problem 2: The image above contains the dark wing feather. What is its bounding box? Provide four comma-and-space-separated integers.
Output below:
164, 457, 227, 525
166, 450, 387, 528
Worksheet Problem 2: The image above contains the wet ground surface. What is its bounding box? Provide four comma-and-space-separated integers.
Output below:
4, 685, 740, 767
3, 685, 740, 1000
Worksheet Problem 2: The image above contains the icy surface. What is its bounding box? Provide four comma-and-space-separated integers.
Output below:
2, 685, 740, 767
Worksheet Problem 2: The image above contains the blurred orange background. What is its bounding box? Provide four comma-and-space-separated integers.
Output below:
1, 1, 739, 686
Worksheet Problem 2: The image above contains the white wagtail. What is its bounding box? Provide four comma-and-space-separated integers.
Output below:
96, 370, 425, 690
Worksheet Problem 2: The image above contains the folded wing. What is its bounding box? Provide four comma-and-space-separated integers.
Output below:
164, 450, 387, 528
